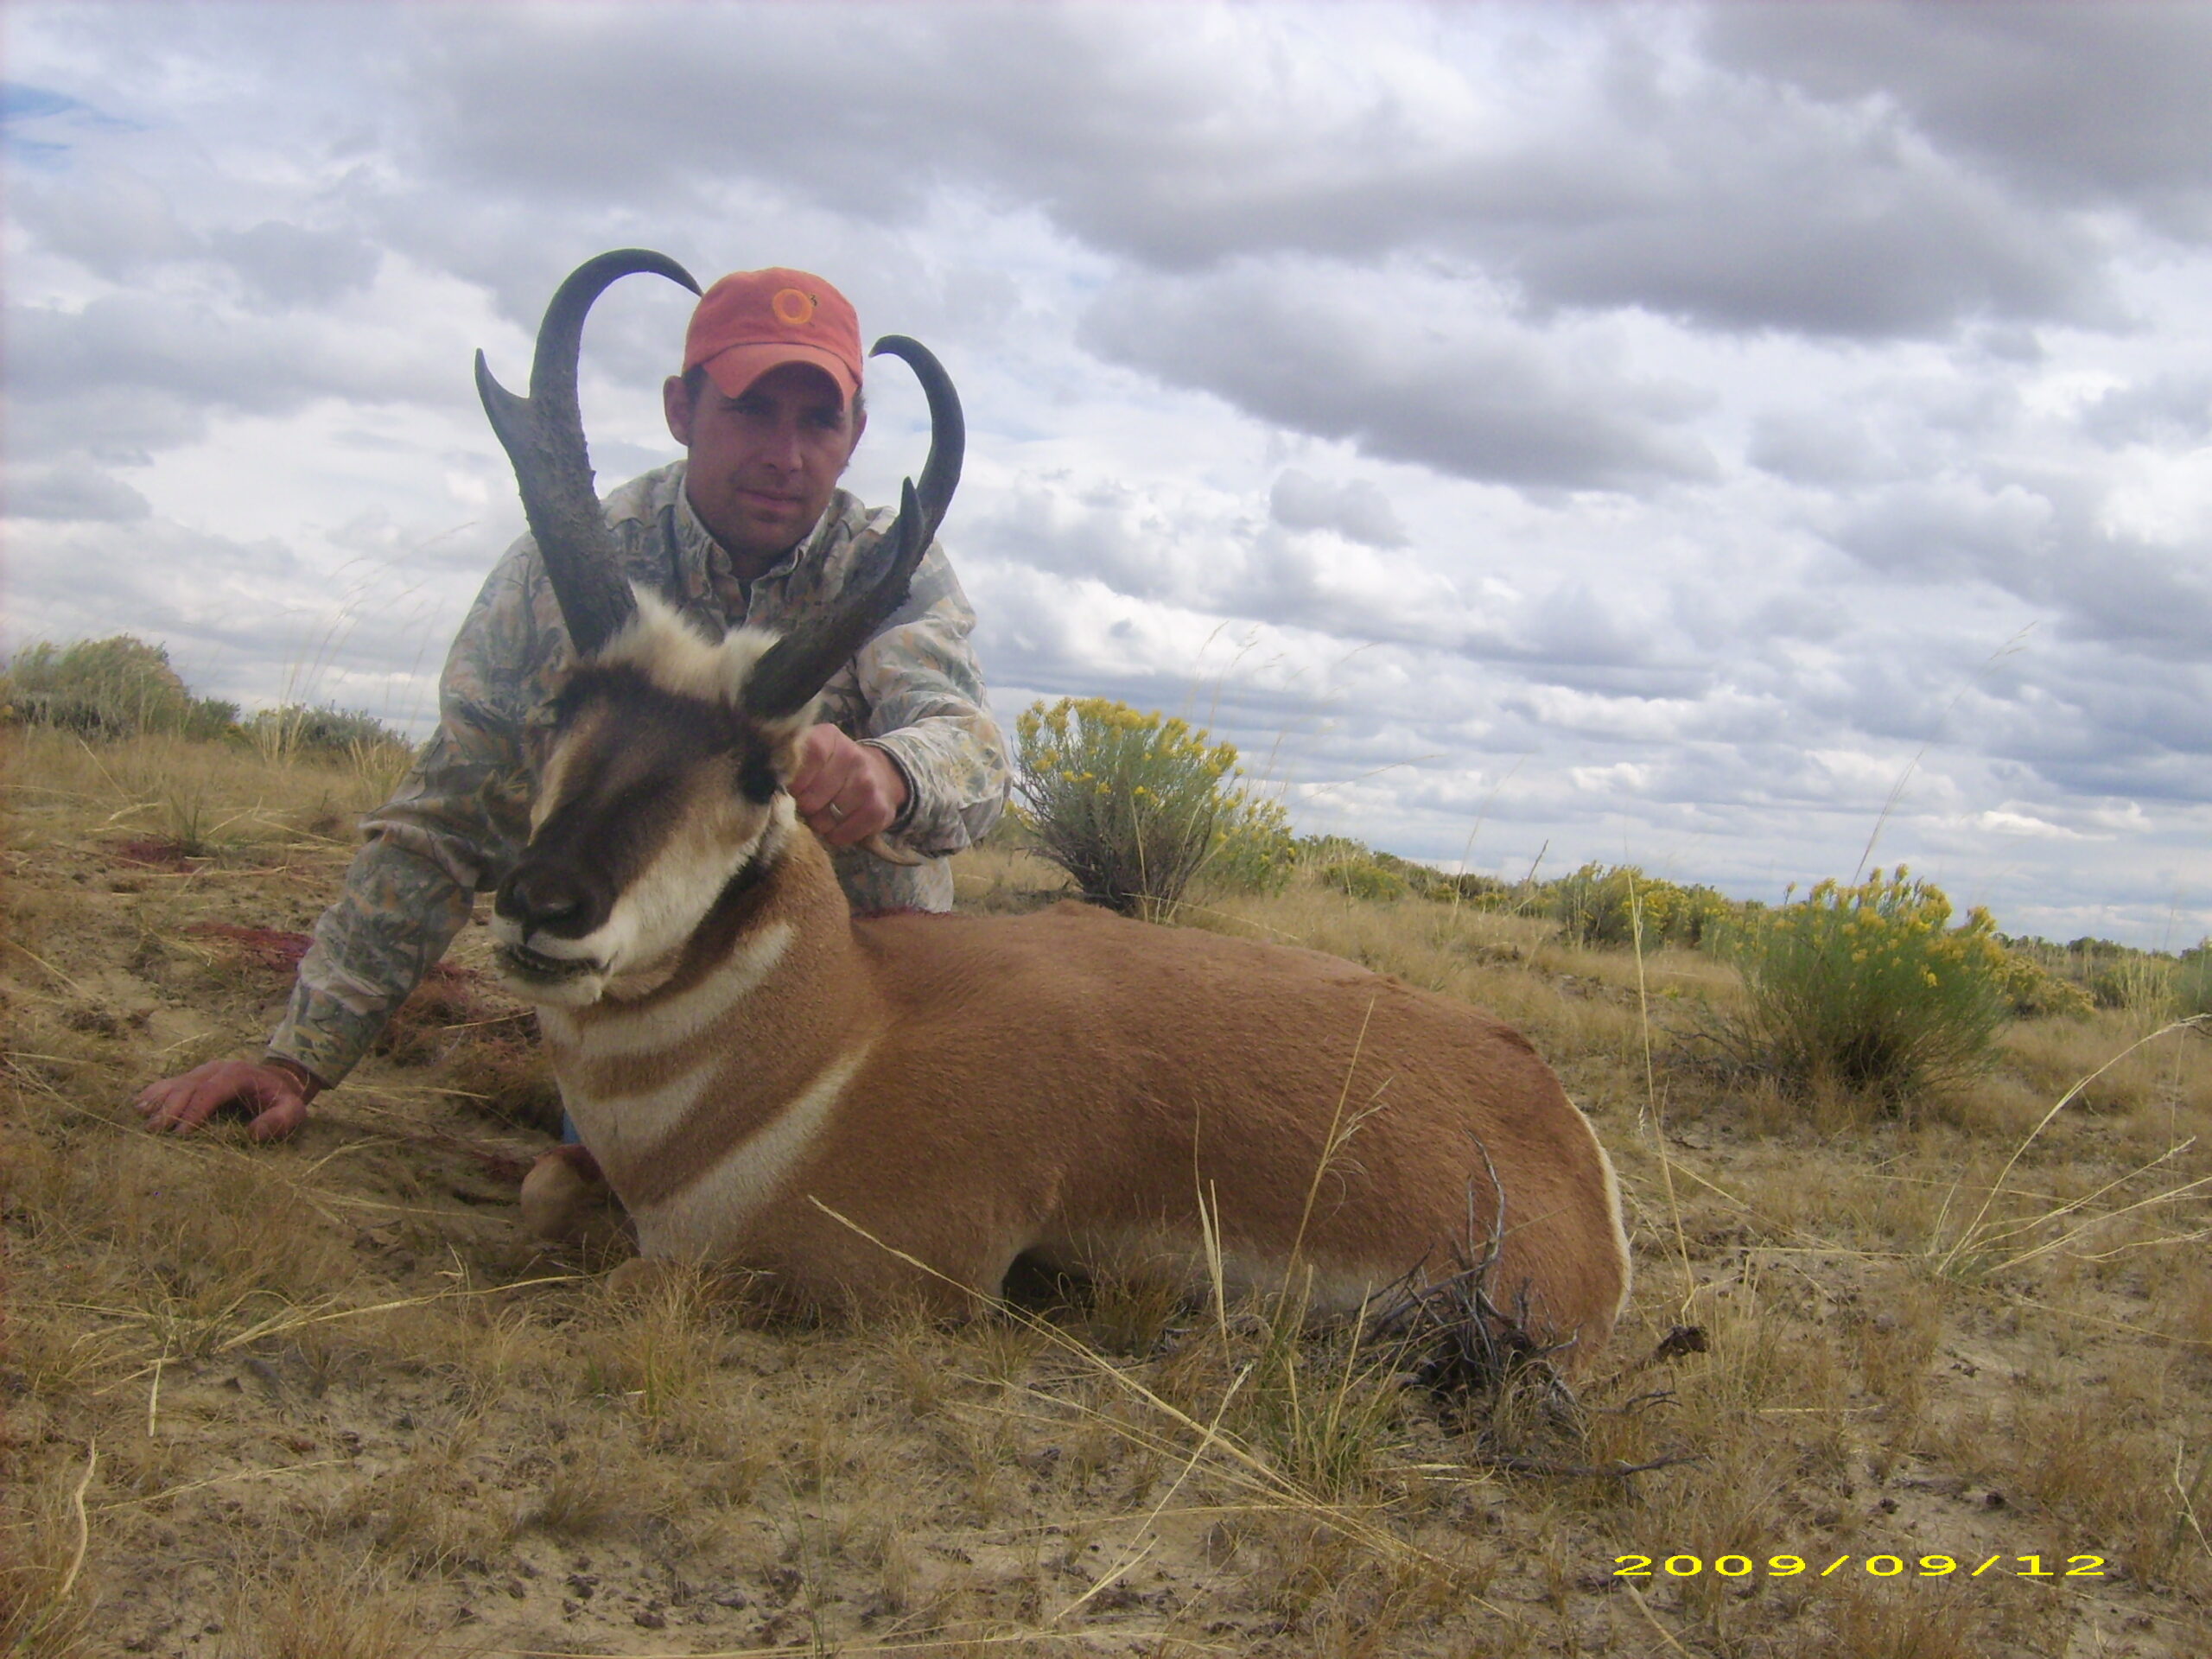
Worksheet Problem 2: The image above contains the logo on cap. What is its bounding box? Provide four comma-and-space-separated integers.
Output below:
772, 288, 817, 327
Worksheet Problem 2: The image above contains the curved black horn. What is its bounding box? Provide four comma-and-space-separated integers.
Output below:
475, 249, 702, 658
868, 334, 964, 549
745, 339, 965, 721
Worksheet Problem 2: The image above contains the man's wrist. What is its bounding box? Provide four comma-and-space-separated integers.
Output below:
262, 1052, 327, 1103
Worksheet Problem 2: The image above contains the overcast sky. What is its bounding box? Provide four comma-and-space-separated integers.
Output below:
7, 3, 2210, 947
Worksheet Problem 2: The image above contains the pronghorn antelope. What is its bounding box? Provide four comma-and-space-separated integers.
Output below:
482, 251, 1632, 1369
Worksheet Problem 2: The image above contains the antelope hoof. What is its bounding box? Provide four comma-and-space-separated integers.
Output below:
520, 1142, 614, 1243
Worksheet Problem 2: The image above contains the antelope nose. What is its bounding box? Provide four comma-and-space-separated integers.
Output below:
499, 865, 589, 931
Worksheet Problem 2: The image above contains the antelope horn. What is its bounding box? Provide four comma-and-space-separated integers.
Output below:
744, 336, 965, 721
475, 249, 702, 658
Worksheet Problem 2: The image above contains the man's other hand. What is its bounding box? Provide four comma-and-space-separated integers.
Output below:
789, 723, 908, 847
136, 1058, 319, 1141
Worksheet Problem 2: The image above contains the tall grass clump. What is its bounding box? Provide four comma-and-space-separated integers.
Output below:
2173, 944, 2212, 1020
1014, 696, 1292, 918
245, 702, 415, 775
1711, 867, 2012, 1108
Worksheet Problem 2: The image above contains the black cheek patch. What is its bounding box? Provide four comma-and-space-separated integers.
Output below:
737, 751, 780, 805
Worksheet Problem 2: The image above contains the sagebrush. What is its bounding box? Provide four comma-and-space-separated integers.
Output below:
1014, 696, 1291, 918
1710, 867, 2012, 1107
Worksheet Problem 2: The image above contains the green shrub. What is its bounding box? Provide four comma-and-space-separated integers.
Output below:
1206, 798, 1297, 897
2173, 945, 2212, 1020
1548, 862, 1735, 950
1320, 858, 1410, 902
4, 634, 237, 740
1713, 867, 2011, 1108
1294, 836, 1500, 906
245, 702, 412, 766
1014, 697, 1291, 918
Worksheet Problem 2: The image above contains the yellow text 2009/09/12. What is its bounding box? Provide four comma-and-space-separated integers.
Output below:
1612, 1554, 2106, 1580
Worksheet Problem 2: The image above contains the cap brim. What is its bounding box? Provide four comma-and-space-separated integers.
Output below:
698, 342, 861, 405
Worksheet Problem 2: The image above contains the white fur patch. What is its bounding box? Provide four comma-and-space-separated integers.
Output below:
571, 1055, 710, 1162
575, 922, 795, 1058
1593, 1135, 1635, 1323
593, 588, 817, 735
633, 1038, 876, 1258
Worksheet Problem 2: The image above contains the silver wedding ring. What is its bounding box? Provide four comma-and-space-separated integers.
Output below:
827, 802, 847, 822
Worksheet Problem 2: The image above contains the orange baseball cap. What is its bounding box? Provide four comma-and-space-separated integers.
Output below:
683, 268, 863, 406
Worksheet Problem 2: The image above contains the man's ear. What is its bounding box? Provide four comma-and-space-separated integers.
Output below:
842, 402, 867, 469
664, 374, 696, 448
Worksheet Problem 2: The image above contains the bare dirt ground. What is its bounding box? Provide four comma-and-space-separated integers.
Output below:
5, 732, 2211, 1657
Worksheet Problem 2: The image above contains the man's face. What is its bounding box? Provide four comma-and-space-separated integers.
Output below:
664, 360, 865, 566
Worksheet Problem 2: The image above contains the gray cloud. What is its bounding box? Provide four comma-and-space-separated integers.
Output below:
2081, 372, 2212, 448
1081, 262, 1717, 492
1826, 474, 2212, 661
1268, 470, 1408, 548
4, 458, 150, 522
1748, 407, 1903, 487
388, 5, 2120, 341
208, 220, 382, 311
11, 164, 196, 277
1706, 3, 2212, 237
6, 289, 461, 461
1831, 479, 2055, 585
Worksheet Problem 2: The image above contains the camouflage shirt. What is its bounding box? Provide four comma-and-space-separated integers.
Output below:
269, 461, 1008, 1086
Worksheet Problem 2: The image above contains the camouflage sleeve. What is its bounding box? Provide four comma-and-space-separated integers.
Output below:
267, 543, 550, 1084
850, 539, 1009, 860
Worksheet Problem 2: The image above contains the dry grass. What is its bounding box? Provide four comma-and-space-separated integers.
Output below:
6, 729, 2212, 1654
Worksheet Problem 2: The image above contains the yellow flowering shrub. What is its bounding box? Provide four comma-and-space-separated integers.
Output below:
1716, 867, 2012, 1106
1014, 697, 1292, 918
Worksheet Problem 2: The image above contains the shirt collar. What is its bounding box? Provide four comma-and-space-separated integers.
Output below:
675, 463, 831, 613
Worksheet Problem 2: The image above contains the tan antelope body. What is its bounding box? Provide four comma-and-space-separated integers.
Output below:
479, 253, 1631, 1370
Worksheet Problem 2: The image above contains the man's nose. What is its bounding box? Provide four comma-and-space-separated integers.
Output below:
760, 417, 804, 472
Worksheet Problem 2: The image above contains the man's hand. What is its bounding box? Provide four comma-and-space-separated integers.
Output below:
789, 724, 908, 847
136, 1058, 319, 1141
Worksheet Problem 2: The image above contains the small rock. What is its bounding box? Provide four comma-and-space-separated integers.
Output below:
710, 1589, 750, 1610
634, 1610, 668, 1630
